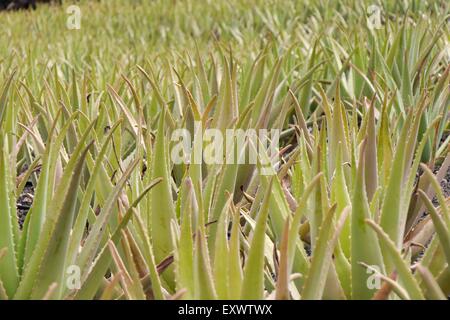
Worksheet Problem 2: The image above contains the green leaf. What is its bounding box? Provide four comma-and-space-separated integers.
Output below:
175, 177, 196, 297
351, 140, 385, 299
241, 177, 272, 299
0, 72, 15, 131
0, 138, 19, 298
302, 205, 348, 299
75, 177, 162, 299
366, 220, 424, 300
418, 190, 450, 268
213, 196, 232, 299
415, 265, 446, 300
379, 110, 414, 267
31, 142, 92, 299
150, 111, 176, 269
194, 230, 217, 299
228, 204, 243, 300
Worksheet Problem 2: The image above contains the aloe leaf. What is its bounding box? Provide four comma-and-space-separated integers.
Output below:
379, 110, 414, 264
275, 219, 290, 300
99, 272, 123, 300
331, 144, 351, 257
119, 231, 147, 300
130, 209, 165, 300
250, 58, 283, 128
419, 164, 450, 227
361, 264, 410, 300
175, 177, 196, 297
0, 72, 15, 131
0, 139, 19, 298
298, 42, 317, 114
23, 111, 77, 267
256, 144, 291, 242
208, 161, 238, 254
31, 142, 92, 299
325, 84, 350, 179
415, 265, 446, 300
15, 115, 93, 299
67, 120, 122, 267
0, 278, 8, 300
287, 173, 321, 285
417, 190, 450, 268
211, 55, 238, 131
301, 204, 336, 299
150, 111, 176, 271
213, 196, 232, 299
364, 101, 378, 201
76, 158, 140, 277
107, 241, 137, 300
241, 178, 273, 300
74, 177, 162, 299
228, 204, 243, 300
351, 140, 385, 299
377, 99, 393, 186
404, 116, 443, 231
193, 230, 217, 299
366, 220, 424, 300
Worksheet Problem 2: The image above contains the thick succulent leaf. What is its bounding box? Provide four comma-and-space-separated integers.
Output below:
415, 265, 446, 300
213, 197, 232, 299
193, 230, 217, 299
74, 177, 162, 299
302, 205, 349, 299
275, 219, 290, 300
174, 177, 196, 297
366, 220, 424, 300
150, 111, 176, 268
241, 178, 273, 300
228, 205, 243, 300
31, 143, 91, 299
0, 139, 19, 298
351, 140, 385, 299
418, 190, 450, 268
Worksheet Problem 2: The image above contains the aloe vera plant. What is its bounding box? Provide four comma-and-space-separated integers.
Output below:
0, 0, 448, 300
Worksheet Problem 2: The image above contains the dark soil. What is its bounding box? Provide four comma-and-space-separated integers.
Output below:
442, 166, 450, 198
439, 129, 450, 198
17, 182, 33, 229
440, 130, 450, 198
0, 0, 60, 11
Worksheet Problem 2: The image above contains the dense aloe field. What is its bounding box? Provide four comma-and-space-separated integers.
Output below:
0, 0, 449, 300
